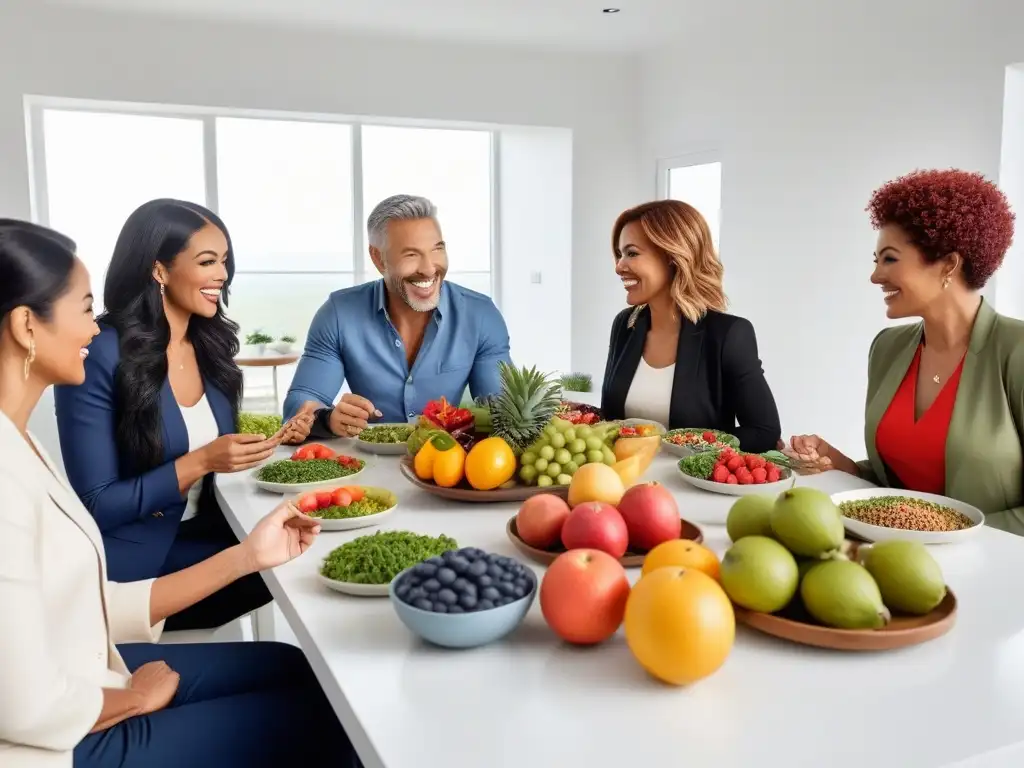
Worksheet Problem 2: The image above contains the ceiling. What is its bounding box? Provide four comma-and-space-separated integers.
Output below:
45, 0, 694, 51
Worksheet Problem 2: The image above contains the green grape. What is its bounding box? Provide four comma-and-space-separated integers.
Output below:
556, 474, 572, 486
521, 451, 537, 466
546, 462, 562, 478
602, 448, 616, 466
535, 457, 549, 472
519, 465, 538, 484
550, 433, 566, 449
576, 425, 593, 439
544, 423, 558, 437
537, 474, 554, 487
539, 445, 555, 461
554, 448, 572, 465
563, 428, 577, 443
569, 439, 587, 455
554, 418, 574, 432
535, 435, 550, 448
585, 436, 604, 452
571, 452, 587, 466
586, 450, 604, 464
564, 460, 579, 475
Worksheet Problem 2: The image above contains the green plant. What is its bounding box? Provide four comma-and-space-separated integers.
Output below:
245, 330, 274, 345
559, 372, 593, 393
280, 334, 297, 344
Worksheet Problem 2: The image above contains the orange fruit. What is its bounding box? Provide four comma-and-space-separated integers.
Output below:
624, 566, 735, 686
642, 539, 721, 581
464, 437, 516, 490
432, 441, 467, 488
413, 440, 439, 481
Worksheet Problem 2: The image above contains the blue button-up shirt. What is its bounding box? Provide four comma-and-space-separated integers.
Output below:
282, 279, 512, 422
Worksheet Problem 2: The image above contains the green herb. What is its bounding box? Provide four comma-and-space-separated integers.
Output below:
679, 452, 718, 479
559, 372, 593, 393
238, 412, 283, 437
256, 458, 363, 484
320, 531, 458, 584
280, 334, 297, 344
245, 330, 274, 345
359, 425, 414, 444
308, 498, 391, 520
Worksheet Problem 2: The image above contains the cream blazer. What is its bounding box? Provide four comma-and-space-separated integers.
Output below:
0, 411, 165, 768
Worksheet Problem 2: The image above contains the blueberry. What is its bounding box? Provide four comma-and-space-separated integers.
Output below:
476, 574, 493, 588
435, 602, 451, 613
486, 553, 502, 564
488, 564, 504, 579
404, 575, 422, 588
443, 550, 460, 562
451, 556, 471, 574
498, 581, 515, 596
513, 586, 525, 598
467, 559, 488, 577
481, 586, 500, 601
395, 584, 410, 598
409, 587, 427, 601
422, 578, 441, 592
414, 598, 433, 611
514, 578, 529, 591
437, 567, 457, 585
459, 593, 477, 610
437, 588, 458, 605
460, 582, 477, 597
478, 599, 495, 611
448, 605, 465, 614
501, 572, 515, 582
496, 597, 512, 607
415, 562, 437, 577
453, 577, 470, 591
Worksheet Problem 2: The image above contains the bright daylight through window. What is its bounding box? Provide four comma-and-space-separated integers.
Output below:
667, 161, 722, 249
34, 107, 496, 343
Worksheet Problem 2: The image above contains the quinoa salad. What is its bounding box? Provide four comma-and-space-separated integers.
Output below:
838, 496, 976, 532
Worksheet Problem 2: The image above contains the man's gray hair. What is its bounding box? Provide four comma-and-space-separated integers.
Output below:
367, 194, 438, 249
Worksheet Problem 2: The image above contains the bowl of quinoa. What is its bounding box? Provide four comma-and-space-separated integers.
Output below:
830, 488, 984, 545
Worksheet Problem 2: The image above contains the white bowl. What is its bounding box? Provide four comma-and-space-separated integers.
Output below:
831, 488, 985, 545
676, 465, 795, 496
250, 458, 368, 494
356, 423, 414, 455
317, 571, 390, 597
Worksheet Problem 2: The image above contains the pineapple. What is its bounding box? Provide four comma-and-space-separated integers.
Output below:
489, 362, 562, 455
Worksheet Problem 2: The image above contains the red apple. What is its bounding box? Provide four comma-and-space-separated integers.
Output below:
561, 502, 628, 558
616, 481, 681, 551
540, 549, 631, 645
516, 494, 571, 549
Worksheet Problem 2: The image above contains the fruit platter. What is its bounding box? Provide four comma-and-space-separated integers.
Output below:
616, 419, 667, 438
390, 547, 538, 648
318, 530, 458, 596
356, 423, 415, 455
252, 444, 367, 494
661, 427, 740, 457
507, 480, 703, 567
400, 364, 660, 502
720, 488, 957, 651
677, 447, 795, 496
830, 488, 984, 545
293, 485, 397, 531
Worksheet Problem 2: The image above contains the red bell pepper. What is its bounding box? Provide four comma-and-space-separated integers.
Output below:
422, 396, 475, 433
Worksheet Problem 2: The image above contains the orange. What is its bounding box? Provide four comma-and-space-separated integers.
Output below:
624, 566, 735, 686
413, 441, 439, 481
431, 440, 467, 488
642, 540, 721, 581
464, 437, 516, 490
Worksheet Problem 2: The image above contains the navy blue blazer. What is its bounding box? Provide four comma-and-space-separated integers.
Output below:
54, 325, 235, 582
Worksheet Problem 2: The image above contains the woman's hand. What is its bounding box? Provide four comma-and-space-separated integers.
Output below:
241, 500, 321, 572
281, 401, 318, 445
779, 434, 836, 474
201, 433, 280, 473
130, 661, 180, 715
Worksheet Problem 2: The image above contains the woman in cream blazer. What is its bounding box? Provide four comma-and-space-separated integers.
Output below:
785, 169, 1024, 534
0, 220, 357, 767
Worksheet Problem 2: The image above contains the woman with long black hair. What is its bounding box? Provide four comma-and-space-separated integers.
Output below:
55, 199, 305, 630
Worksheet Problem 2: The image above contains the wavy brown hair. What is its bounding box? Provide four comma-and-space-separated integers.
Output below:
612, 200, 727, 324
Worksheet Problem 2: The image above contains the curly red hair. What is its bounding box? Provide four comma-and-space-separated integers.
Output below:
866, 169, 1015, 289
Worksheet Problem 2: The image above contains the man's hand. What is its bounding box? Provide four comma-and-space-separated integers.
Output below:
281, 401, 318, 445
328, 394, 382, 437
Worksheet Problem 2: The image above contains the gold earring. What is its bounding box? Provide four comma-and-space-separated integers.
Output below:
23, 334, 36, 381
941, 275, 951, 289
159, 283, 166, 297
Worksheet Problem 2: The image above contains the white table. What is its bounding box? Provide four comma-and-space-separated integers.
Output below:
216, 443, 1024, 768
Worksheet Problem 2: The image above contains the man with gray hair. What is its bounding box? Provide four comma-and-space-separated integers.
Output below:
282, 194, 511, 439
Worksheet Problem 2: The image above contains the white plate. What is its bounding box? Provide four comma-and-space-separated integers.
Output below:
250, 460, 367, 494
356, 423, 414, 455
676, 466, 796, 496
661, 429, 740, 458
830, 488, 985, 545
317, 572, 391, 597
295, 486, 398, 531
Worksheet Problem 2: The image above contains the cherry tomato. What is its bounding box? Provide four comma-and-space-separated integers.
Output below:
342, 485, 365, 502
297, 494, 319, 513
315, 491, 333, 508
330, 488, 353, 507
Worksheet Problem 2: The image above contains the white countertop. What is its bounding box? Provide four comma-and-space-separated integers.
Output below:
216, 442, 1024, 768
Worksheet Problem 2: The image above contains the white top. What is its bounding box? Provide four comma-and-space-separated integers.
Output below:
213, 451, 1024, 768
179, 394, 219, 521
623, 357, 675, 426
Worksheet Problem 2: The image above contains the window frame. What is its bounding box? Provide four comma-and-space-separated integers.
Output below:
24, 96, 502, 305
656, 150, 723, 248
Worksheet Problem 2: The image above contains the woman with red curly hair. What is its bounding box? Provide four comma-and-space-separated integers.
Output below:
786, 169, 1024, 534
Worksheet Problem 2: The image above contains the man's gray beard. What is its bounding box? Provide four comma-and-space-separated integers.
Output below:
383, 270, 441, 313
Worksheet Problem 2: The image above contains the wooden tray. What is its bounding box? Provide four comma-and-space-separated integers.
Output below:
734, 588, 957, 651
506, 515, 704, 567
398, 458, 569, 503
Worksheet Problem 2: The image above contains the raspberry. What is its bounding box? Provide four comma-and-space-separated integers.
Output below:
725, 474, 739, 484
727, 456, 744, 472
751, 467, 767, 484
745, 454, 765, 470
766, 468, 781, 483
712, 465, 730, 483
702, 431, 716, 443
736, 472, 753, 485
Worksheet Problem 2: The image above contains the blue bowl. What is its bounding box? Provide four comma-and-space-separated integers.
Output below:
388, 566, 537, 649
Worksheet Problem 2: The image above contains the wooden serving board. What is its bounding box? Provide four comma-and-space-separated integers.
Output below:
398, 458, 569, 503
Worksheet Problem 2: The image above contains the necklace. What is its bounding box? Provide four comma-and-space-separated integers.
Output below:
932, 374, 941, 384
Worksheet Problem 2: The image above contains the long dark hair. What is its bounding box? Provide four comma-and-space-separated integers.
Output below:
100, 200, 242, 472
0, 220, 78, 326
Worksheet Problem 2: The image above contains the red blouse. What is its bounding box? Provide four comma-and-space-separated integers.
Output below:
875, 345, 964, 495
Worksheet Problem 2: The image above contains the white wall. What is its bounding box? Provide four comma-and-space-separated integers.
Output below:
639, 1, 1024, 458
998, 64, 1024, 321
0, 0, 642, 383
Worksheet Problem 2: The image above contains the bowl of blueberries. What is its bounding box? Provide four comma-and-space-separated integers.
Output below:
389, 546, 538, 649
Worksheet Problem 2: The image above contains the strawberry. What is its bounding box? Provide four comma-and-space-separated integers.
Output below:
765, 461, 778, 472
766, 467, 781, 483
702, 431, 717, 444
751, 467, 767, 484
726, 456, 745, 473
712, 464, 730, 483
725, 474, 739, 484
745, 454, 766, 470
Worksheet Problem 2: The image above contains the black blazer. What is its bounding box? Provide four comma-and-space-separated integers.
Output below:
601, 306, 782, 454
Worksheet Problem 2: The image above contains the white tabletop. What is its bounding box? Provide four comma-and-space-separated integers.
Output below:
216, 441, 1024, 768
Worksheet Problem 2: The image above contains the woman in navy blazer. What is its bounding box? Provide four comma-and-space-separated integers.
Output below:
55, 199, 298, 631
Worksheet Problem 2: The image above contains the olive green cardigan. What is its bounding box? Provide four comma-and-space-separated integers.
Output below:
856, 298, 1024, 535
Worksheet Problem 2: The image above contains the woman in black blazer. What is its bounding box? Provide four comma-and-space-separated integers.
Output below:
601, 200, 782, 454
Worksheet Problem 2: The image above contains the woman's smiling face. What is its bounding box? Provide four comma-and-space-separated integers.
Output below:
870, 224, 955, 319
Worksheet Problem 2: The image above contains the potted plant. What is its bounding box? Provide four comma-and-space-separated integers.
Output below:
243, 330, 274, 356
274, 334, 297, 354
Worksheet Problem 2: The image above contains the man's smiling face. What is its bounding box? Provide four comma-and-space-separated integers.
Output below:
373, 217, 448, 313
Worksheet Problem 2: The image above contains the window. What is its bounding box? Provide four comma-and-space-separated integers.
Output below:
361, 125, 493, 296
661, 156, 722, 249
39, 110, 206, 309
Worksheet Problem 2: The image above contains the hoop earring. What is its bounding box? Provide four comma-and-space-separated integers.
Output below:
23, 334, 36, 381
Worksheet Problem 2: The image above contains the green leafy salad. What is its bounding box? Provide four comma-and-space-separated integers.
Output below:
320, 531, 458, 585
256, 458, 363, 484
238, 412, 283, 436
359, 425, 414, 444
